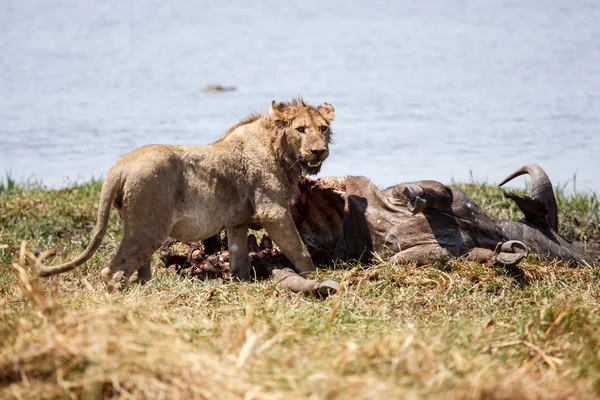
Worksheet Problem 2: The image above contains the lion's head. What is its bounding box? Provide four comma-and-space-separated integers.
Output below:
269, 99, 335, 175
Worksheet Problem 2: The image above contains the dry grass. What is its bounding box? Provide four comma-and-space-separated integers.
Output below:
1, 179, 600, 399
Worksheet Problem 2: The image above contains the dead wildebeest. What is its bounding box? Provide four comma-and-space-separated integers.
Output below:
287, 163, 589, 268
162, 164, 589, 284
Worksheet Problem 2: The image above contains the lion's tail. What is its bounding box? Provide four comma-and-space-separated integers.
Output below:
34, 172, 121, 277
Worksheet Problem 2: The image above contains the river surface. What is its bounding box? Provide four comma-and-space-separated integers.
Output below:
1, 0, 599, 192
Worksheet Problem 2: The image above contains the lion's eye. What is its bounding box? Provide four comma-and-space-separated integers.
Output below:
296, 127, 306, 134
320, 125, 328, 133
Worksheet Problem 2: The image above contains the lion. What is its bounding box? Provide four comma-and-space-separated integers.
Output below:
34, 99, 336, 291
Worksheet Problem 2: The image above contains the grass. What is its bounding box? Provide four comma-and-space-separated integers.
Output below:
1, 176, 600, 399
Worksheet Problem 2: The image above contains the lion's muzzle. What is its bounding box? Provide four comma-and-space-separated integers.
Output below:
301, 156, 327, 175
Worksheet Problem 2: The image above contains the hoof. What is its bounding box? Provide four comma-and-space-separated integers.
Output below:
402, 184, 427, 214
272, 268, 339, 299
314, 279, 340, 299
494, 240, 528, 267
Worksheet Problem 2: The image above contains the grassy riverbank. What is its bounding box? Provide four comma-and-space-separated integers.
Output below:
1, 179, 599, 399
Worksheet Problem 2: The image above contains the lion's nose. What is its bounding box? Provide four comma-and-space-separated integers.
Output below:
311, 148, 327, 159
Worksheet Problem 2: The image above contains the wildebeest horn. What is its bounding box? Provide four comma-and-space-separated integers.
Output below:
499, 164, 558, 231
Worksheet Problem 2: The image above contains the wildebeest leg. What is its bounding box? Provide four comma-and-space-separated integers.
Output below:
392, 241, 528, 268
392, 180, 453, 215
226, 223, 251, 281
390, 244, 454, 266
271, 268, 339, 298
467, 241, 528, 267
466, 248, 496, 263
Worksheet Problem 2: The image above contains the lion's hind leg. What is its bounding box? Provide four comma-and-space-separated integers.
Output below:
102, 180, 175, 291
101, 228, 168, 292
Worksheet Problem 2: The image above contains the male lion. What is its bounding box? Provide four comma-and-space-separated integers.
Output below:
34, 99, 335, 291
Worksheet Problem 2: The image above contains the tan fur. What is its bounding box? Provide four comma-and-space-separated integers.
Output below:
34, 99, 335, 291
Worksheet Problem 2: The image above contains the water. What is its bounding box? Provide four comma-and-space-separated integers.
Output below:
1, 0, 599, 192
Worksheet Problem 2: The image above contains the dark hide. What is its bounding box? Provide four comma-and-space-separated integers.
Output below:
289, 166, 588, 267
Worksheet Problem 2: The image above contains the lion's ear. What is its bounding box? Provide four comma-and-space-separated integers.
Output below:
318, 103, 335, 123
270, 100, 287, 120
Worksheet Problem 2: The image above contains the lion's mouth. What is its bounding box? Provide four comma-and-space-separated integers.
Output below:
300, 159, 323, 175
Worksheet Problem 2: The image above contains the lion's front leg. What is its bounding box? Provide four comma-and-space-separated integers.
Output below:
260, 207, 315, 274
226, 223, 251, 281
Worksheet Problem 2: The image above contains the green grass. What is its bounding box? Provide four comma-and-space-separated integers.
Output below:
1, 177, 599, 399
0, 172, 17, 195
